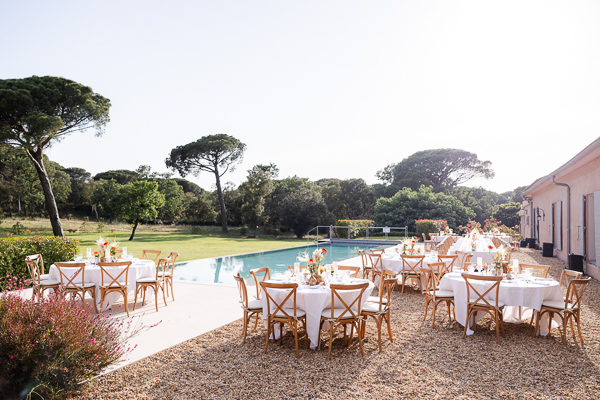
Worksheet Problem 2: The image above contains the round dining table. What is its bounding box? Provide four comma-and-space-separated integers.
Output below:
438, 271, 564, 335
260, 277, 375, 349
449, 237, 497, 264
49, 258, 156, 310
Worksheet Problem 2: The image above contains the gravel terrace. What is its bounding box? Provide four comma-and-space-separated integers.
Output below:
74, 249, 600, 400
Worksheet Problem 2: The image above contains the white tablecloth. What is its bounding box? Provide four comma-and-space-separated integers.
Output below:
449, 237, 496, 264
261, 279, 375, 349
439, 272, 564, 335
49, 259, 156, 310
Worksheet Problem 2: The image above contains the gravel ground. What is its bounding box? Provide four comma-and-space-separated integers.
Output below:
74, 249, 600, 399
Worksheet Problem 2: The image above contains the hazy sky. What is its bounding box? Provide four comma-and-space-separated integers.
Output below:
2, 1, 599, 194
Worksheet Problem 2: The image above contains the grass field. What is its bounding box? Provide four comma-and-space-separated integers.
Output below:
0, 218, 305, 262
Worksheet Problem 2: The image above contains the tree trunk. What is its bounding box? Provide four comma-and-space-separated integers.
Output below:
214, 168, 228, 234
26, 149, 64, 237
129, 219, 139, 241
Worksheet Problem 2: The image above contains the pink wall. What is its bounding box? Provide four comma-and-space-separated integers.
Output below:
523, 143, 600, 280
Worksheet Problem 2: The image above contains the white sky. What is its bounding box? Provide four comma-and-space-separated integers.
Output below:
1, 1, 599, 194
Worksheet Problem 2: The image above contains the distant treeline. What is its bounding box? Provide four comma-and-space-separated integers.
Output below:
0, 146, 523, 237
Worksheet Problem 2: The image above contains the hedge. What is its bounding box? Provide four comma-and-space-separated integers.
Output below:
0, 235, 80, 285
415, 219, 447, 239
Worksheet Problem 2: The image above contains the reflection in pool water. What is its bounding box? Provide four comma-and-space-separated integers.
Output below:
173, 243, 391, 285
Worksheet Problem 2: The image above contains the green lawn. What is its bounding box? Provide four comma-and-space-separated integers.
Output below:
65, 232, 304, 262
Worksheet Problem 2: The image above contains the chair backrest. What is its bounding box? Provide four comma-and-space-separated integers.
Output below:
427, 261, 448, 277
234, 273, 250, 308
337, 265, 360, 278
358, 250, 368, 267
455, 251, 471, 270
519, 263, 551, 278
420, 266, 436, 294
400, 255, 425, 275
367, 252, 383, 274
430, 233, 438, 238
371, 270, 396, 312
142, 250, 162, 263
166, 252, 179, 274
328, 282, 369, 322
156, 258, 170, 280
438, 255, 458, 272
565, 278, 591, 309
98, 261, 132, 289
54, 262, 87, 289
25, 254, 44, 284
462, 273, 503, 309
260, 282, 299, 320
250, 267, 271, 299
371, 248, 386, 255
559, 269, 582, 291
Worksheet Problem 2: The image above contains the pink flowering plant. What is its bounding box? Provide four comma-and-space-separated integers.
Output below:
0, 276, 146, 399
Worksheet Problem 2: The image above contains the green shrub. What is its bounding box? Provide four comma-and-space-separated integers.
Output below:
334, 220, 374, 239
0, 235, 80, 284
415, 219, 447, 239
0, 278, 132, 399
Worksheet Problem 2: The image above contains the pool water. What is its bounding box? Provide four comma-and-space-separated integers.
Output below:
173, 243, 390, 285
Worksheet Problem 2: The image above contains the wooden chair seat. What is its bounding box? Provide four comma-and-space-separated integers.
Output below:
134, 258, 169, 312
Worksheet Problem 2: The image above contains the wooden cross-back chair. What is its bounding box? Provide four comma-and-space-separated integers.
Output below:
99, 261, 132, 317
133, 258, 168, 312
25, 256, 60, 302
362, 271, 396, 352
160, 252, 179, 300
54, 262, 98, 314
438, 255, 458, 273
142, 250, 162, 263
367, 252, 383, 283
358, 250, 372, 280
422, 233, 435, 252
337, 265, 361, 278
461, 274, 505, 344
421, 266, 454, 328
535, 277, 591, 345
250, 267, 271, 300
234, 273, 263, 344
559, 269, 583, 293
519, 263, 551, 278
319, 282, 369, 360
260, 282, 307, 358
454, 251, 472, 271
399, 255, 425, 295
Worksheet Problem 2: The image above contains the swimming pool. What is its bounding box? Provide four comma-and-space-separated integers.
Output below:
173, 243, 391, 285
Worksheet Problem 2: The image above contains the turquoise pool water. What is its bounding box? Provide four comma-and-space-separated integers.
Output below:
173, 243, 390, 285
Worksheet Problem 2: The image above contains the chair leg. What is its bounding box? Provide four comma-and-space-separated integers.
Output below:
264, 321, 271, 353
242, 311, 248, 344
576, 312, 584, 343
124, 291, 129, 317
170, 279, 175, 301
293, 322, 300, 358
89, 289, 99, 314
162, 283, 168, 307
423, 297, 430, 321
133, 285, 140, 311
386, 312, 393, 343
328, 323, 335, 360
253, 313, 260, 330
154, 285, 159, 312
357, 322, 365, 357
431, 301, 437, 328
377, 317, 383, 352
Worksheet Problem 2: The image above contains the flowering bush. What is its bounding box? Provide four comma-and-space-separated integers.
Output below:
483, 217, 520, 238
415, 219, 447, 238
458, 220, 482, 234
334, 220, 374, 239
0, 235, 79, 285
0, 277, 136, 398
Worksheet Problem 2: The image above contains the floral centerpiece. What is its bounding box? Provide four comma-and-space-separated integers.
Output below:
492, 246, 509, 275
96, 237, 120, 262
297, 247, 327, 284
401, 236, 418, 254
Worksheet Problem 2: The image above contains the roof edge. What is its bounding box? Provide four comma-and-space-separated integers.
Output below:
523, 135, 600, 196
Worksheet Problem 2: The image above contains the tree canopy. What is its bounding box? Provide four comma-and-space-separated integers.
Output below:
118, 180, 165, 240
373, 185, 476, 231
0, 76, 110, 236
166, 134, 246, 233
377, 149, 494, 193
240, 164, 278, 236
492, 202, 521, 228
